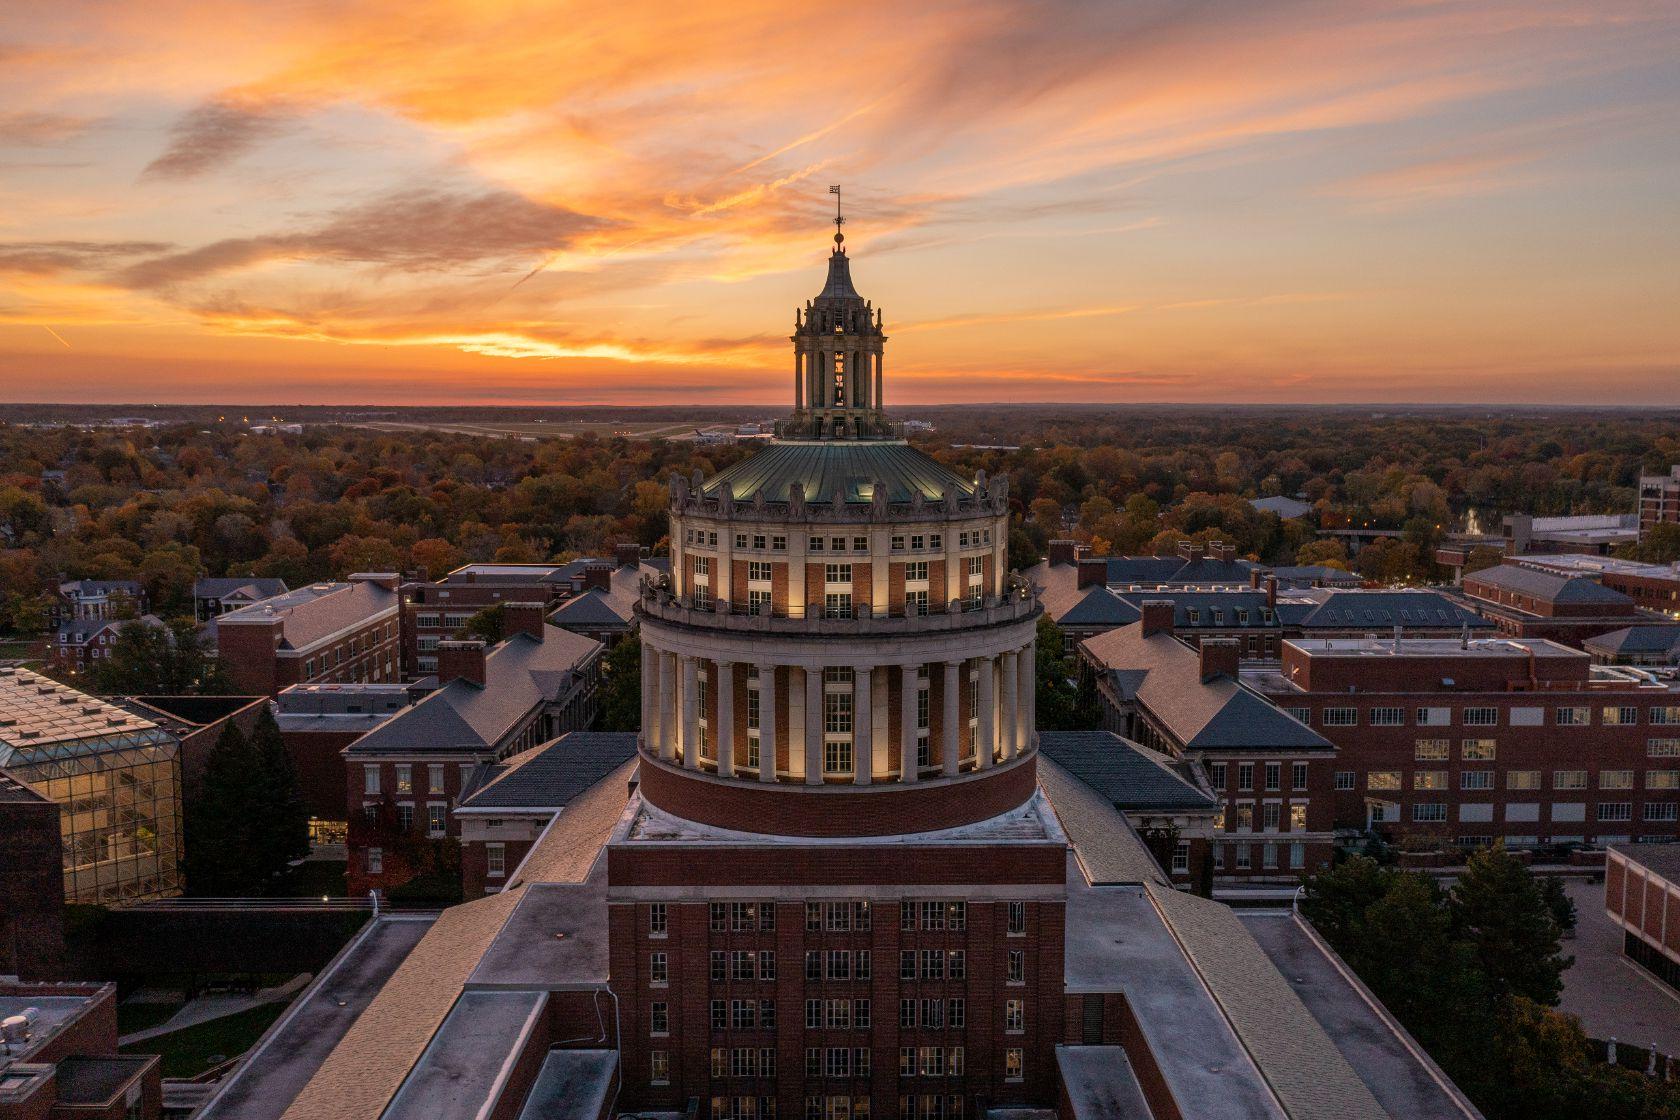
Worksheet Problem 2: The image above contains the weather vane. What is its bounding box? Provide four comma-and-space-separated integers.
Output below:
829, 183, 844, 245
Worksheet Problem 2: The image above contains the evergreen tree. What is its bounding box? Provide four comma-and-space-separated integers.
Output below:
1450, 843, 1572, 1006
1033, 617, 1095, 731
1299, 853, 1391, 948
594, 635, 642, 732
249, 706, 311, 872
183, 720, 264, 895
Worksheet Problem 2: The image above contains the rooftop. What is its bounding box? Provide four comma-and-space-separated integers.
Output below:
0, 667, 164, 759
194, 576, 289, 599
1513, 553, 1680, 581
1585, 625, 1680, 656
215, 580, 398, 649
698, 439, 977, 505
1038, 730, 1217, 814
0, 987, 108, 1063
1283, 635, 1583, 659
51, 1055, 155, 1106
346, 625, 600, 757
457, 731, 638, 812
1611, 842, 1680, 883
1463, 564, 1636, 608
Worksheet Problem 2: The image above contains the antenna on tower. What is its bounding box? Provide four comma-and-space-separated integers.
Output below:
829, 184, 844, 246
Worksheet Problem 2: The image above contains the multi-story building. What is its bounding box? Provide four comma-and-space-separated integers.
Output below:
1639, 465, 1680, 541
1585, 625, 1680, 666
343, 614, 602, 895
193, 576, 289, 622
0, 980, 161, 1120
1508, 552, 1680, 618
214, 574, 401, 696
54, 579, 145, 622
0, 772, 63, 980
1245, 636, 1680, 849
258, 226, 1468, 1120
1605, 843, 1680, 992
51, 614, 164, 676
1460, 563, 1646, 646
0, 668, 183, 904
273, 682, 419, 848
1079, 607, 1340, 880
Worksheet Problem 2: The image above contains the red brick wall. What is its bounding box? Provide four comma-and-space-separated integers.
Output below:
635, 756, 1038, 837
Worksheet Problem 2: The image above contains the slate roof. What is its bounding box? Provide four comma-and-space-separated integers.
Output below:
699, 440, 975, 505
1081, 625, 1332, 752
1585, 625, 1680, 657
549, 590, 633, 629
1267, 564, 1363, 587
1115, 590, 1274, 629
215, 580, 398, 650
1039, 730, 1216, 812
345, 625, 601, 758
1465, 564, 1634, 607
1250, 495, 1314, 519
59, 579, 141, 596
457, 732, 638, 811
194, 577, 289, 600
55, 614, 163, 645
1287, 588, 1491, 631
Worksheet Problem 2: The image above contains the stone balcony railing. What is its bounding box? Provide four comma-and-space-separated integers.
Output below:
636, 576, 1041, 636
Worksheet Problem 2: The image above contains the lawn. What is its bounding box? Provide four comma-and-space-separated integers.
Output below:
120, 1001, 290, 1078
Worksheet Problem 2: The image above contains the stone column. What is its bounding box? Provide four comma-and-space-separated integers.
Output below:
639, 637, 655, 752
794, 348, 802, 410
790, 535, 808, 620
716, 660, 735, 778
681, 655, 699, 770
853, 666, 873, 785
1001, 650, 1019, 761
942, 661, 961, 777
758, 664, 778, 782
1018, 639, 1035, 752
656, 648, 675, 762
900, 664, 919, 783
976, 656, 994, 770
805, 665, 824, 785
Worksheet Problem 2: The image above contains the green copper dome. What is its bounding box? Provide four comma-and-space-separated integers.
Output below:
700, 440, 976, 506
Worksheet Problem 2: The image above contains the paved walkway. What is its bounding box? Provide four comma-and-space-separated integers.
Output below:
119, 973, 311, 1045
1558, 880, 1680, 1053
194, 914, 436, 1120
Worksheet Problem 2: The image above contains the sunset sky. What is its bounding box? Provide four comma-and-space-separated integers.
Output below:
2, 1, 1677, 406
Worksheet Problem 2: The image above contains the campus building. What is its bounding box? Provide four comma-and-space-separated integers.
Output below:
0, 980, 161, 1120
1246, 636, 1680, 849
1459, 562, 1646, 646
1639, 465, 1680, 541
1605, 843, 1680, 993
258, 228, 1468, 1120
192, 576, 289, 622
213, 574, 401, 696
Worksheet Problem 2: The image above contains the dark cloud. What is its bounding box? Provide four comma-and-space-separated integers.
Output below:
0, 239, 172, 275
118, 188, 613, 289
141, 98, 292, 180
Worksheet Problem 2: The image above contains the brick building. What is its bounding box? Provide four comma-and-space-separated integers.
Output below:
1079, 608, 1339, 880
0, 773, 63, 981
214, 574, 401, 696
343, 615, 602, 896
53, 580, 144, 623
1585, 625, 1680, 666
273, 682, 419, 847
50, 614, 164, 677
1508, 553, 1680, 618
0, 981, 161, 1120
1604, 842, 1680, 992
1246, 636, 1680, 850
1639, 465, 1680, 541
255, 226, 1468, 1120
1460, 563, 1645, 646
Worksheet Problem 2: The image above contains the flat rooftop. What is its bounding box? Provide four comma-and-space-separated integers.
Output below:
1055, 1045, 1153, 1119
52, 1055, 155, 1105
1284, 636, 1582, 659
622, 787, 1060, 846
516, 1049, 616, 1120
1515, 553, 1680, 580
0, 993, 98, 1061
378, 990, 546, 1120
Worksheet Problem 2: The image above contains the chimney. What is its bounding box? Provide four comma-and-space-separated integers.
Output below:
1249, 569, 1263, 590
1265, 575, 1278, 609
614, 542, 643, 569
583, 563, 613, 591
1047, 540, 1080, 568
1140, 599, 1175, 638
437, 639, 488, 688
1209, 542, 1235, 563
1199, 637, 1241, 682
348, 571, 400, 592
503, 601, 545, 642
1076, 557, 1107, 590
1177, 540, 1206, 560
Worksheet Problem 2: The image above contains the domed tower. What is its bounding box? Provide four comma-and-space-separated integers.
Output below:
635, 216, 1041, 837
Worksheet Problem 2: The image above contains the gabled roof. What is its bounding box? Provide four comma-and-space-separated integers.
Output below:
1059, 586, 1141, 628
1102, 555, 1258, 588
1081, 625, 1331, 753
59, 579, 141, 595
215, 580, 398, 650
346, 625, 601, 757
194, 576, 289, 600
1039, 730, 1216, 812
1114, 590, 1274, 629
549, 590, 633, 629
458, 732, 638, 811
1289, 588, 1491, 630
1465, 564, 1634, 607
1584, 625, 1680, 656
55, 614, 163, 645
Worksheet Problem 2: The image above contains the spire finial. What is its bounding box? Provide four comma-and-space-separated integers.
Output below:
828, 184, 844, 246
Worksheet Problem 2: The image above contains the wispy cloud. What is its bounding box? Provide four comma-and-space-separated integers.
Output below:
141, 97, 294, 179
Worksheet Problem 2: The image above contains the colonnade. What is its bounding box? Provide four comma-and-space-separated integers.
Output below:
638, 639, 1036, 786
